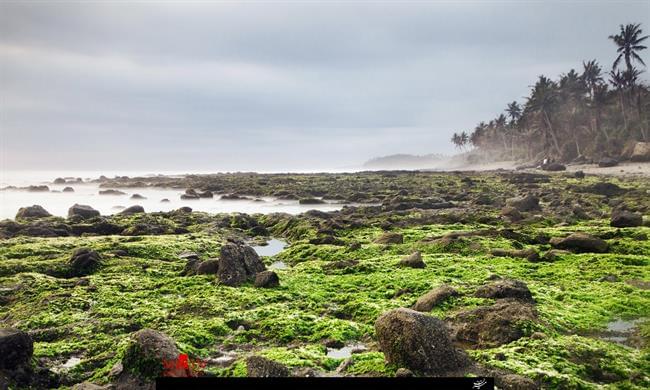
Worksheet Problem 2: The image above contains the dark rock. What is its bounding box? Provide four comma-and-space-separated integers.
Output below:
62, 186, 75, 192
217, 243, 266, 286
309, 235, 344, 246
26, 185, 49, 192
68, 204, 100, 219
254, 271, 280, 288
580, 182, 625, 196
160, 199, 170, 203
550, 233, 608, 253
541, 163, 566, 171
500, 206, 523, 222
15, 205, 52, 220
130, 194, 146, 200
598, 157, 618, 167
180, 193, 200, 200
53, 178, 67, 184
399, 251, 425, 268
542, 249, 568, 262
413, 285, 459, 312
99, 189, 127, 196
505, 195, 540, 212
395, 368, 414, 377
495, 373, 539, 390
375, 308, 466, 374
374, 232, 403, 244
196, 259, 219, 275
175, 207, 192, 213
475, 279, 534, 302
198, 191, 213, 198
299, 198, 326, 205
630, 142, 650, 162
573, 170, 585, 179
323, 259, 359, 271
449, 299, 538, 348
120, 205, 145, 215
0, 328, 33, 369
121, 329, 180, 379
245, 356, 289, 377
69, 248, 102, 276
610, 210, 643, 228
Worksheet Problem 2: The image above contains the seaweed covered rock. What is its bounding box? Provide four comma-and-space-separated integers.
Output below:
449, 299, 538, 348
374, 232, 404, 244
245, 356, 289, 377
15, 205, 52, 220
254, 270, 280, 288
610, 210, 643, 228
374, 308, 466, 374
68, 204, 100, 219
550, 233, 608, 253
413, 285, 459, 312
121, 329, 180, 380
69, 248, 102, 276
0, 328, 33, 369
490, 248, 540, 262
475, 279, 534, 302
399, 251, 426, 268
217, 243, 266, 286
196, 259, 219, 275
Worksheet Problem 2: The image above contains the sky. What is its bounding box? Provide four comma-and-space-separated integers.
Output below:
1, 1, 649, 172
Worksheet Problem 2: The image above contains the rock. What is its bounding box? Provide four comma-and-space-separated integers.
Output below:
374, 308, 466, 374
573, 170, 585, 179
26, 185, 49, 192
245, 356, 289, 377
630, 142, 650, 162
68, 204, 100, 219
449, 299, 538, 348
413, 285, 459, 312
490, 248, 540, 262
500, 206, 523, 222
182, 258, 201, 276
395, 368, 414, 377
541, 163, 566, 171
62, 186, 75, 192
217, 243, 266, 286
198, 191, 213, 198
72, 382, 111, 390
15, 205, 52, 220
598, 157, 619, 167
581, 182, 625, 196
0, 328, 33, 369
130, 194, 146, 200
374, 232, 404, 244
475, 279, 534, 302
309, 235, 345, 245
99, 189, 127, 196
610, 210, 643, 228
53, 178, 67, 184
399, 251, 425, 268
69, 248, 102, 276
175, 207, 192, 213
542, 249, 568, 262
160, 199, 170, 203
121, 329, 180, 379
505, 195, 540, 212
180, 193, 200, 200
120, 205, 145, 215
196, 259, 219, 275
550, 233, 608, 253
496, 373, 538, 390
254, 271, 280, 288
299, 198, 326, 205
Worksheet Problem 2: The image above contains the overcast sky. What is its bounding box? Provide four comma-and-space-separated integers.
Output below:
1, 1, 649, 172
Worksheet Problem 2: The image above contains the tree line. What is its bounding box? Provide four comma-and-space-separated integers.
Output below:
451, 23, 649, 163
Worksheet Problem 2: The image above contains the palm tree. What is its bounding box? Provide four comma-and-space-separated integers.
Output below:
527, 75, 562, 157
582, 60, 603, 99
609, 23, 648, 74
506, 101, 522, 125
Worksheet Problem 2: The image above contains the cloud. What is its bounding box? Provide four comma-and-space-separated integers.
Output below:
1, 1, 648, 171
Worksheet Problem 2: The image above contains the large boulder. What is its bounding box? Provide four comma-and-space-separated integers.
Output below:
245, 356, 289, 377
550, 233, 608, 253
399, 251, 425, 268
196, 259, 219, 275
374, 232, 404, 244
68, 204, 100, 219
69, 248, 102, 276
475, 279, 534, 302
0, 328, 33, 369
505, 195, 540, 212
121, 329, 180, 379
15, 205, 51, 220
541, 163, 566, 171
630, 142, 650, 162
449, 299, 538, 348
413, 285, 459, 312
217, 243, 266, 286
374, 308, 466, 374
610, 210, 643, 228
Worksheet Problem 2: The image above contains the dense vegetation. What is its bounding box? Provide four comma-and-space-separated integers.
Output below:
451, 23, 649, 163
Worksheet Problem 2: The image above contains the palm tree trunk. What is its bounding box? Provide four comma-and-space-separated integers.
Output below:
543, 110, 562, 157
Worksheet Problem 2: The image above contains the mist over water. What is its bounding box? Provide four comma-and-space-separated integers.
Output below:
0, 170, 363, 220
